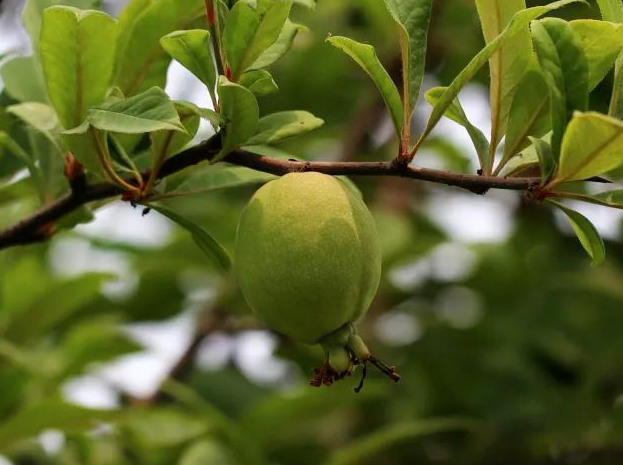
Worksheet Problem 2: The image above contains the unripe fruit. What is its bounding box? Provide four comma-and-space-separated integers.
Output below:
235, 172, 400, 389
235, 172, 381, 344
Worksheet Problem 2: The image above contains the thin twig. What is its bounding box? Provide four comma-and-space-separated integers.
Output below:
0, 133, 540, 250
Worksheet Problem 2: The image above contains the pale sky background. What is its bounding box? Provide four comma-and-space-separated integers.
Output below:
1, 0, 622, 461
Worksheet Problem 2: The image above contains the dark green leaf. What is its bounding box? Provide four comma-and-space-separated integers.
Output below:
160, 29, 216, 92
529, 136, 554, 183
531, 18, 588, 159
223, 0, 291, 80
425, 86, 490, 169
150, 204, 232, 271
548, 200, 605, 266
325, 418, 479, 465
217, 76, 259, 159
499, 69, 549, 170
115, 0, 205, 96
326, 36, 403, 138
382, 0, 433, 119
250, 19, 307, 70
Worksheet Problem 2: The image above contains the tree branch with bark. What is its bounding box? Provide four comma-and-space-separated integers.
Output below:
0, 132, 541, 250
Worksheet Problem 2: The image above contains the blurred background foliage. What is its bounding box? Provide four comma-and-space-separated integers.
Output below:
2, 0, 623, 464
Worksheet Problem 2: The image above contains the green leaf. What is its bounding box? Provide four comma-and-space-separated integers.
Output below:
476, 0, 533, 169
0, 133, 31, 165
238, 69, 279, 97
56, 205, 95, 229
418, 0, 583, 150
0, 133, 44, 199
591, 189, 623, 206
40, 6, 119, 129
217, 76, 259, 159
567, 189, 623, 210
529, 136, 554, 183
115, 0, 205, 96
7, 102, 58, 134
245, 110, 324, 145
173, 100, 225, 130
179, 439, 238, 465
114, 0, 154, 80
3, 273, 110, 344
160, 29, 216, 92
499, 69, 550, 170
597, 0, 623, 23
22, 0, 100, 53
597, 0, 623, 117
382, 0, 433, 120
60, 131, 103, 176
223, 0, 291, 80
0, 56, 48, 103
165, 165, 275, 196
60, 317, 141, 377
0, 401, 117, 451
424, 86, 490, 169
66, 87, 185, 134
150, 204, 232, 271
123, 408, 208, 449
292, 0, 315, 8
554, 111, 623, 184
250, 19, 306, 70
548, 200, 605, 267
0, 338, 41, 375
531, 18, 589, 159
7, 102, 60, 149
326, 36, 403, 138
325, 418, 478, 465
570, 19, 623, 91
150, 101, 202, 161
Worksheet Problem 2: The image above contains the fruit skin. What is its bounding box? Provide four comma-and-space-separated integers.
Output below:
235, 172, 381, 344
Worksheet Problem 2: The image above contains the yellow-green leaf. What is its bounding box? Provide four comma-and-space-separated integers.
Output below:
555, 111, 623, 184
40, 6, 119, 129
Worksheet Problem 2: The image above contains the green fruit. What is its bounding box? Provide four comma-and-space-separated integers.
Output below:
235, 172, 381, 344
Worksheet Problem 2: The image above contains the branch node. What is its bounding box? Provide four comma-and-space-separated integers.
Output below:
63, 152, 86, 193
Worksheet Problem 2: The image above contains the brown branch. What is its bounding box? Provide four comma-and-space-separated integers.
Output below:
0, 133, 540, 250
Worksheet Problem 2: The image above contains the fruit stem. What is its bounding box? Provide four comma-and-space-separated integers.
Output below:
354, 362, 367, 393
368, 355, 401, 382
